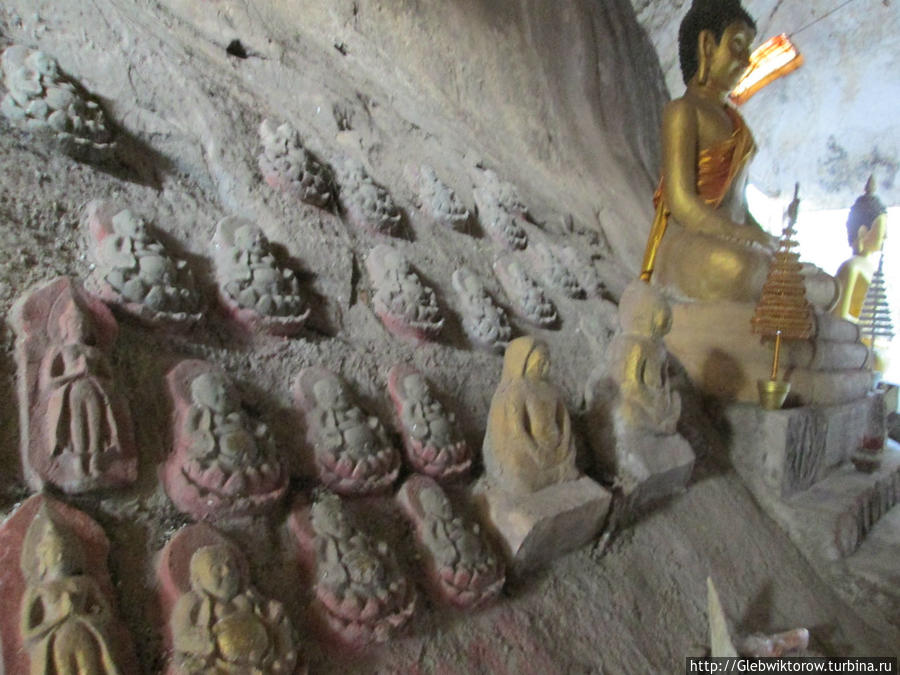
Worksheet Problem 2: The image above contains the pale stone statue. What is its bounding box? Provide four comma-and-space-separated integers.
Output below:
41, 297, 123, 480
482, 336, 578, 495
451, 267, 512, 351
533, 242, 585, 299
608, 282, 681, 434
493, 258, 557, 327
258, 118, 333, 208
20, 506, 123, 675
221, 224, 306, 318
833, 176, 888, 323
416, 165, 470, 230
170, 544, 298, 674
295, 367, 400, 495
367, 245, 444, 340
1, 46, 114, 159
639, 0, 836, 309
336, 159, 402, 236
397, 476, 505, 609
304, 493, 415, 647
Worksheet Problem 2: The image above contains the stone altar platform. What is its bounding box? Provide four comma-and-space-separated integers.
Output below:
666, 301, 872, 406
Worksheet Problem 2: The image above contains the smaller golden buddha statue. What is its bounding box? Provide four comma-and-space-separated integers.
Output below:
833, 176, 888, 322
482, 336, 578, 495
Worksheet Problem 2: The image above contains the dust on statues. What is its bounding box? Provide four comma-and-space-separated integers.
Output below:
473, 168, 529, 250
288, 492, 416, 650
387, 364, 471, 481
639, 0, 870, 407
397, 475, 505, 609
294, 367, 400, 496
407, 164, 471, 231
334, 158, 403, 237
258, 118, 334, 209
451, 266, 513, 352
211, 216, 310, 336
10, 277, 137, 494
84, 200, 203, 328
1, 46, 115, 162
157, 523, 304, 674
366, 245, 444, 342
162, 360, 289, 520
493, 255, 558, 328
585, 280, 695, 512
0, 494, 139, 675
473, 336, 611, 571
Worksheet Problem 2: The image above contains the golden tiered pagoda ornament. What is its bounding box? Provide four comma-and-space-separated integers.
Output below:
859, 249, 895, 375
750, 184, 814, 409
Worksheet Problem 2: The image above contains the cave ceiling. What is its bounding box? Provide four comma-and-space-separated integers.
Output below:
630, 0, 900, 209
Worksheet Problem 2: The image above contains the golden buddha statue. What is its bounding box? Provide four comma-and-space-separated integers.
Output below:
640, 0, 836, 309
833, 176, 888, 322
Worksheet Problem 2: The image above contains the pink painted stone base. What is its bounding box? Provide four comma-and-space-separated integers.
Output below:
397, 475, 504, 609
161, 359, 289, 520
0, 494, 139, 675
388, 364, 471, 481
288, 500, 416, 650
11, 276, 138, 493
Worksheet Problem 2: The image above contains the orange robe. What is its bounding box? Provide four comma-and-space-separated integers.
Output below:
640, 105, 756, 282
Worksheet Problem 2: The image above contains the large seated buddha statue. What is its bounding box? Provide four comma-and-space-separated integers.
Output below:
639, 0, 872, 406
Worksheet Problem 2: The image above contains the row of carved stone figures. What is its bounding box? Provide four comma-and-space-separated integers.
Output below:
0, 480, 506, 673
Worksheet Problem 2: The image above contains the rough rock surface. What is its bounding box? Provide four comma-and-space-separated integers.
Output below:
0, 0, 897, 671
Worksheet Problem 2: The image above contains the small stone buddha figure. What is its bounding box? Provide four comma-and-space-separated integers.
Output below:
313, 376, 386, 463
609, 281, 681, 435
639, 0, 836, 308
41, 295, 121, 478
222, 224, 304, 318
171, 544, 298, 674
482, 336, 578, 495
400, 373, 456, 451
833, 176, 888, 323
419, 485, 494, 573
20, 506, 123, 675
182, 371, 283, 493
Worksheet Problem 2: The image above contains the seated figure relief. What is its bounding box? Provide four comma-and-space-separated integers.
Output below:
0, 496, 138, 675
85, 201, 201, 327
412, 165, 470, 231
531, 242, 586, 299
335, 158, 402, 236
493, 257, 558, 327
398, 476, 505, 609
11, 277, 137, 494
294, 367, 400, 496
451, 267, 513, 352
163, 360, 289, 520
258, 118, 334, 208
388, 365, 471, 481
482, 336, 578, 495
158, 523, 301, 675
473, 186, 527, 251
289, 493, 416, 649
1, 45, 114, 160
367, 245, 444, 341
212, 216, 310, 335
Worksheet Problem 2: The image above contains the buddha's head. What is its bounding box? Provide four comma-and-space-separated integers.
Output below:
234, 225, 268, 256
847, 176, 888, 255
419, 486, 452, 520
524, 341, 550, 380
190, 544, 243, 601
679, 0, 756, 91
312, 376, 348, 410
403, 373, 429, 400
310, 492, 349, 538
111, 209, 148, 241
21, 505, 86, 583
191, 371, 237, 414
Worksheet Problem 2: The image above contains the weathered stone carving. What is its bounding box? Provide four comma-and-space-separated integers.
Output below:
212, 216, 310, 335
158, 523, 302, 674
335, 159, 402, 236
84, 200, 202, 327
451, 267, 513, 352
11, 277, 137, 493
483, 336, 578, 494
477, 169, 528, 218
475, 337, 611, 570
162, 360, 289, 520
1, 46, 114, 160
531, 242, 586, 299
0, 494, 138, 675
493, 256, 557, 327
412, 165, 470, 231
294, 367, 400, 495
388, 365, 471, 481
586, 281, 694, 510
258, 119, 333, 208
366, 244, 444, 341
474, 185, 527, 251
289, 493, 416, 649
397, 476, 504, 609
